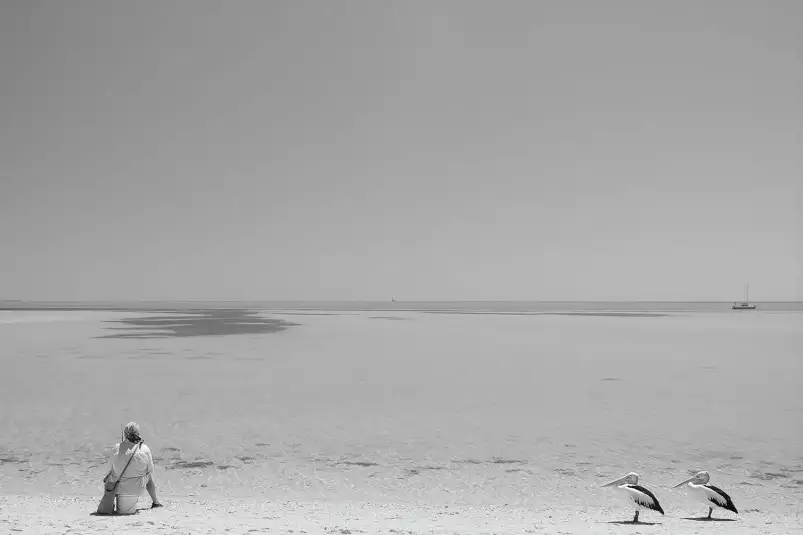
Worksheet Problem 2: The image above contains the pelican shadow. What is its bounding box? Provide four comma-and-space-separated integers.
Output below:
682, 517, 736, 522
606, 520, 661, 525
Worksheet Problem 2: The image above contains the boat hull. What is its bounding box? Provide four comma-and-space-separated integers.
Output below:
732, 304, 756, 310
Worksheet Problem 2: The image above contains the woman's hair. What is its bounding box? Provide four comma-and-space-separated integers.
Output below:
123, 422, 142, 443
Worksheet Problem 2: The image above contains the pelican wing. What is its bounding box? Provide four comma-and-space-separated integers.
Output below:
626, 485, 665, 514
705, 484, 738, 513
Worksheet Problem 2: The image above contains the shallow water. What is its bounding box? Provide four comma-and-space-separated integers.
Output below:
0, 306, 801, 513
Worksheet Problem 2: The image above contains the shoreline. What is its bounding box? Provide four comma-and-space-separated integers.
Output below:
2, 493, 799, 534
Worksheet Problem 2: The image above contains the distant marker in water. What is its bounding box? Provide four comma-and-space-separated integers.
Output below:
602, 472, 665, 523
673, 470, 738, 519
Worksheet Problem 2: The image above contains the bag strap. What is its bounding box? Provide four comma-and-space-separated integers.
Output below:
110, 442, 141, 493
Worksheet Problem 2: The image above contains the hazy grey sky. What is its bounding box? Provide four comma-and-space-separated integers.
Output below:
1, 1, 800, 301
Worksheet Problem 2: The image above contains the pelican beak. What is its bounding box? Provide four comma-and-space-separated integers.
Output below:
673, 476, 696, 488
602, 476, 627, 488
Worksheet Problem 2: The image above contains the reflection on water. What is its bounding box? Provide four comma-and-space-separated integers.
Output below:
100, 309, 298, 338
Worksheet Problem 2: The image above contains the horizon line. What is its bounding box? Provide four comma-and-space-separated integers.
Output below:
2, 299, 802, 304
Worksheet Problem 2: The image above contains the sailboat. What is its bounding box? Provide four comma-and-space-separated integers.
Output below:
732, 284, 756, 310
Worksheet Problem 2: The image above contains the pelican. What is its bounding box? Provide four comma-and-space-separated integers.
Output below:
602, 472, 665, 523
673, 470, 738, 519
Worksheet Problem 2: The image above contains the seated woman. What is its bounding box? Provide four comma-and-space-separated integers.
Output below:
106, 422, 163, 514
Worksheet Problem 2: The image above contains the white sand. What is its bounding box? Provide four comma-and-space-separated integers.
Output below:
1, 494, 800, 534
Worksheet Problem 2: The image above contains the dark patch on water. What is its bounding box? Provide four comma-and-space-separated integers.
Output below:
554, 468, 576, 476
168, 460, 215, 470
255, 443, 270, 447
77, 355, 105, 359
163, 447, 181, 452
405, 466, 447, 476
216, 465, 234, 470
454, 459, 483, 465
600, 377, 621, 382
369, 316, 409, 321
491, 457, 525, 465
185, 355, 213, 360
99, 309, 298, 339
20, 468, 42, 477
422, 311, 668, 317
337, 461, 379, 467
729, 455, 744, 460
235, 456, 256, 463
779, 466, 803, 473
555, 312, 669, 317
750, 471, 788, 481
272, 312, 347, 316
0, 456, 27, 464
739, 481, 760, 486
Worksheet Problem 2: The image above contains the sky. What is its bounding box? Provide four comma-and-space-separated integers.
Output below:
1, 0, 801, 302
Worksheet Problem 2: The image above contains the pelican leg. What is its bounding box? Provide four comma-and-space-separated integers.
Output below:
707, 507, 713, 520
633, 510, 639, 523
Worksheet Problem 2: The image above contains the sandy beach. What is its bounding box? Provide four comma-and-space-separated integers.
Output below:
1, 303, 801, 533
2, 494, 802, 534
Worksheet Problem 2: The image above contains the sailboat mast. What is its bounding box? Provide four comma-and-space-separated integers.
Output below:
733, 283, 756, 309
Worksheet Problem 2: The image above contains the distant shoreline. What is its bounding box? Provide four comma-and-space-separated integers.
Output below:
2, 300, 801, 313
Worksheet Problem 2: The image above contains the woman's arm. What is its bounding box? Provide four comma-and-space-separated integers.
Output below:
146, 447, 155, 477
143, 447, 161, 506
